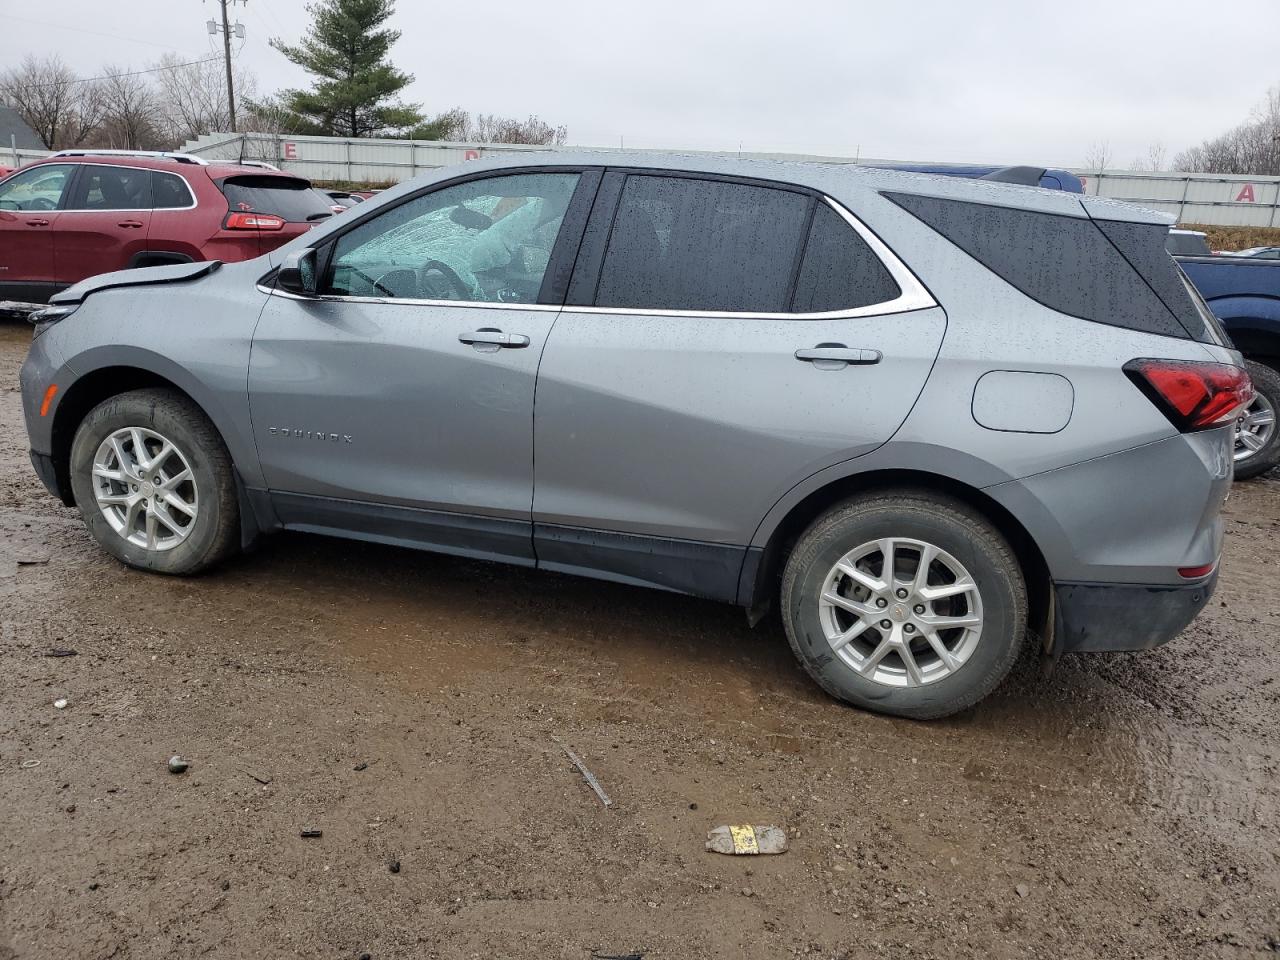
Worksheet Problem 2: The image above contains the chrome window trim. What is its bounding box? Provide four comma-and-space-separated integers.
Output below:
59, 163, 198, 213
257, 282, 561, 311
259, 194, 935, 320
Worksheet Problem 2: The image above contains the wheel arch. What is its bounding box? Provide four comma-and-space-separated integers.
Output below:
49, 350, 254, 491
743, 466, 1052, 647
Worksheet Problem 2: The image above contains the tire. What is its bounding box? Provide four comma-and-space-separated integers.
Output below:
780, 490, 1027, 720
68, 388, 240, 575
1234, 360, 1280, 481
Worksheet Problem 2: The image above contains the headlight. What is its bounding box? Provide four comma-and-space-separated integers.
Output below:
29, 303, 79, 337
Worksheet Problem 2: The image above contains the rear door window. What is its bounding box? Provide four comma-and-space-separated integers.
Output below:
594, 175, 810, 313
792, 204, 901, 312
66, 165, 152, 210
152, 172, 194, 209
218, 176, 334, 222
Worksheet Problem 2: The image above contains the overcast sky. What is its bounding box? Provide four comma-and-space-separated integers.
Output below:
2, 0, 1278, 167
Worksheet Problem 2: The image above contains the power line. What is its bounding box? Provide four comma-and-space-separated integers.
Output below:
3, 13, 206, 55
11, 57, 224, 90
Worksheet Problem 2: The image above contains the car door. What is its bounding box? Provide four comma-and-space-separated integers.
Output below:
532, 171, 946, 599
58, 163, 153, 282
248, 167, 598, 564
0, 163, 74, 300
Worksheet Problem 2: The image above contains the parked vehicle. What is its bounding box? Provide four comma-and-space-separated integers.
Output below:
326, 191, 365, 207
1166, 229, 1211, 257
20, 155, 1247, 718
881, 163, 1084, 193
1176, 254, 1280, 478
0, 150, 335, 303
1227, 246, 1280, 260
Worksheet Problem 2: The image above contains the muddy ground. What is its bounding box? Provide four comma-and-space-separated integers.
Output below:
0, 320, 1277, 960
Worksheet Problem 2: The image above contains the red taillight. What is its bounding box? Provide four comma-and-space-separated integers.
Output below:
1123, 359, 1253, 431
224, 212, 285, 231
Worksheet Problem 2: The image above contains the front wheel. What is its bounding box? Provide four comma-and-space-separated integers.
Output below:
781, 491, 1027, 720
1234, 360, 1280, 481
68, 388, 240, 575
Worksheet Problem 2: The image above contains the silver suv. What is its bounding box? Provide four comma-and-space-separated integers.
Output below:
19, 154, 1250, 718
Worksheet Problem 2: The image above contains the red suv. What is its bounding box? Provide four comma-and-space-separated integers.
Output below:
0, 150, 335, 303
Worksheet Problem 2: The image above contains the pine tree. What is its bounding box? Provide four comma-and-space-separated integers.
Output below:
270, 0, 423, 137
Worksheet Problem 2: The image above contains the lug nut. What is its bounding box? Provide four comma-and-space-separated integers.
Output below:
880, 619, 892, 630
896, 588, 908, 599
904, 624, 916, 634
876, 598, 888, 608
914, 604, 925, 615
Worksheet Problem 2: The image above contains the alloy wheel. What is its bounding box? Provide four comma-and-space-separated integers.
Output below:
91, 426, 199, 551
818, 537, 983, 688
1234, 392, 1276, 464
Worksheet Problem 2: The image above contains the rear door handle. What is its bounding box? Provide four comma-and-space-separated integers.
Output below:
117, 220, 144, 228
459, 329, 530, 349
794, 345, 882, 365
25, 218, 49, 227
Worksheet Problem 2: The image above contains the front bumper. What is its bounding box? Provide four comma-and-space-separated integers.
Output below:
29, 449, 71, 505
1053, 571, 1218, 654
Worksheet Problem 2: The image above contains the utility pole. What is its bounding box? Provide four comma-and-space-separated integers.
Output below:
207, 0, 246, 131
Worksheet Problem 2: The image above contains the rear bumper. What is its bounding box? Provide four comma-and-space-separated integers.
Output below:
1053, 571, 1217, 654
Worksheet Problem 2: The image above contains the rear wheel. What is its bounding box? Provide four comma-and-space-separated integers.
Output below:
1234, 360, 1280, 481
69, 389, 239, 574
781, 491, 1027, 719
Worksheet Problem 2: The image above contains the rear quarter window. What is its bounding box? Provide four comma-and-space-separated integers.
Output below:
884, 192, 1191, 340
218, 176, 333, 222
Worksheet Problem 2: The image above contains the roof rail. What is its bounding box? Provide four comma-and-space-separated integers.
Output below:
236, 159, 281, 171
49, 149, 210, 166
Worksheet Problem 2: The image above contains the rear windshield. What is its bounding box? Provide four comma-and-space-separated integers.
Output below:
217, 175, 334, 222
883, 192, 1213, 342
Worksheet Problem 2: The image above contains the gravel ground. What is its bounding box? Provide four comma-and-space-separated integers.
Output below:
1, 321, 1277, 959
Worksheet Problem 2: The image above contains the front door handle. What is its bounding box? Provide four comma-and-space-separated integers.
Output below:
459, 328, 530, 350
25, 218, 50, 227
117, 220, 144, 228
795, 344, 882, 366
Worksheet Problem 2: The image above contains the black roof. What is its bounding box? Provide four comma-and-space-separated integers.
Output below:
0, 105, 44, 151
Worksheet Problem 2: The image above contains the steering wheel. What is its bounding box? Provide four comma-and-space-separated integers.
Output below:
418, 259, 472, 300
28, 196, 56, 211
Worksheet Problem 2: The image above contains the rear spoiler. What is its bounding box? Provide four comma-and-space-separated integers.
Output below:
978, 166, 1049, 187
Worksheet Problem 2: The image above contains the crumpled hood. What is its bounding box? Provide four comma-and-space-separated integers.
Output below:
51, 260, 223, 305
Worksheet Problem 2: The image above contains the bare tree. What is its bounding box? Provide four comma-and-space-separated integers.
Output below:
0, 54, 104, 149
153, 53, 257, 146
98, 65, 163, 150
1082, 141, 1112, 171
410, 109, 567, 145
1173, 85, 1280, 175
1128, 141, 1168, 172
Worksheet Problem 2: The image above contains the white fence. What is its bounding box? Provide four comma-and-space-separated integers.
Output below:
1079, 171, 1280, 228
12, 131, 1280, 228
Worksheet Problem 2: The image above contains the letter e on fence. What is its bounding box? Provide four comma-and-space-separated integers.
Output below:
465, 149, 480, 161
283, 142, 298, 160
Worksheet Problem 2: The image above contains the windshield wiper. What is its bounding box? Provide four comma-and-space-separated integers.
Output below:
306, 212, 333, 221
